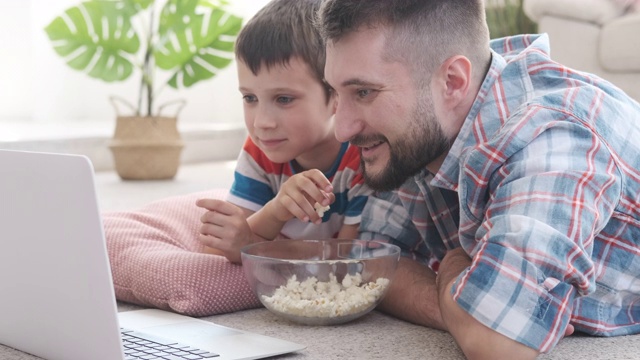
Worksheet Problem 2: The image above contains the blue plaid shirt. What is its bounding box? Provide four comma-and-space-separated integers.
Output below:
359, 34, 640, 352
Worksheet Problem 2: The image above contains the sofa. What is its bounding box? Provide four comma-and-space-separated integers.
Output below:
523, 0, 640, 102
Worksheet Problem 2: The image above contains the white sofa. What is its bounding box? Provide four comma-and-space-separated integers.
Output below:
524, 0, 640, 102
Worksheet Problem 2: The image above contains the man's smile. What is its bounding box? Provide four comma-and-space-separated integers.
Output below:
359, 140, 387, 161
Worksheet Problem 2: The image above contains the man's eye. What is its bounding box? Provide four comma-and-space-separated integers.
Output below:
357, 89, 372, 98
242, 95, 257, 103
276, 96, 294, 104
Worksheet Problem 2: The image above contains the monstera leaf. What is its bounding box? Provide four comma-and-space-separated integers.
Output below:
155, 0, 242, 88
44, 1, 143, 82
45, 0, 242, 115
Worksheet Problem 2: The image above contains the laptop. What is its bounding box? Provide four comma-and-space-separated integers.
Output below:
0, 149, 305, 360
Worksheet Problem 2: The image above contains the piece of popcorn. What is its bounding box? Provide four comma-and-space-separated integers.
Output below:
314, 202, 330, 217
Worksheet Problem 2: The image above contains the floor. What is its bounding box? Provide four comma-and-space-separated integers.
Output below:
95, 160, 237, 211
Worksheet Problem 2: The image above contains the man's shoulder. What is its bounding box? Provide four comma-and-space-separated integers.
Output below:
490, 34, 550, 62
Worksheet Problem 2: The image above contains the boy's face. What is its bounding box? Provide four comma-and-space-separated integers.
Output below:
237, 57, 338, 168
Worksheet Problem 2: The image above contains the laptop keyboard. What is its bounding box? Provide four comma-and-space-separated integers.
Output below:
121, 328, 220, 359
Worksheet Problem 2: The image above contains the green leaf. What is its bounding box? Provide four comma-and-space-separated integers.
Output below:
44, 0, 141, 82
126, 0, 154, 9
154, 0, 242, 88
154, 0, 207, 69
485, 0, 537, 39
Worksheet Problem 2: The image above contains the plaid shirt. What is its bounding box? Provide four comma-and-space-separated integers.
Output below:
359, 34, 640, 352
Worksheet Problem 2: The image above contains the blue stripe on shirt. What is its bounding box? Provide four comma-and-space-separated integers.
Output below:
319, 192, 368, 222
229, 172, 274, 206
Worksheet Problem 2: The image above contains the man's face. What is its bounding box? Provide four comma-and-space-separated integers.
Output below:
325, 28, 450, 191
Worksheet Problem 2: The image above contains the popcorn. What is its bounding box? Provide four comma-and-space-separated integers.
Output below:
261, 273, 390, 318
314, 202, 330, 217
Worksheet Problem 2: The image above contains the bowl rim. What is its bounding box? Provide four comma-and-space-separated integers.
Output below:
240, 239, 401, 263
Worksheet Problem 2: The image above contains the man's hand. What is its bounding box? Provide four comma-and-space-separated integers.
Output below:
196, 199, 254, 263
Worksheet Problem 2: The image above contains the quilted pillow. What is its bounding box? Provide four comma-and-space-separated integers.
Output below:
104, 189, 262, 317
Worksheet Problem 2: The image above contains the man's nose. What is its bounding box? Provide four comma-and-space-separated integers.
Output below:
333, 100, 364, 142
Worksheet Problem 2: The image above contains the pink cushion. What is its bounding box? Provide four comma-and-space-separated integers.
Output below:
104, 189, 261, 316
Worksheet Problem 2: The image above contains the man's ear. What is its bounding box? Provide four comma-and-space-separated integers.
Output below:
433, 55, 472, 109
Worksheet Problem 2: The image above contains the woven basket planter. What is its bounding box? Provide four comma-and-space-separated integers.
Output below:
109, 116, 184, 180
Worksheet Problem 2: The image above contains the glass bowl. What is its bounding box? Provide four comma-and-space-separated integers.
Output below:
240, 239, 401, 325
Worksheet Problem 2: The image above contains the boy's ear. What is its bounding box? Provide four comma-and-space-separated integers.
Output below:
330, 93, 338, 114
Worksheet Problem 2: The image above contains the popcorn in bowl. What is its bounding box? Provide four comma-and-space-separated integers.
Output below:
261, 272, 390, 318
241, 239, 400, 325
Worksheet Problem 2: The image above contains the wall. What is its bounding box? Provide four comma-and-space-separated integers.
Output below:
0, 0, 270, 126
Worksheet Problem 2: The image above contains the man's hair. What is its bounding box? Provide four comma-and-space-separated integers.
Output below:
315, 0, 491, 85
235, 0, 329, 98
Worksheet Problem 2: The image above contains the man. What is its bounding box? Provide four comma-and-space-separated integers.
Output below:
317, 0, 640, 358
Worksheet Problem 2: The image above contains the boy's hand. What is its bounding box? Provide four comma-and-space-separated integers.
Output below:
196, 198, 253, 263
267, 169, 335, 224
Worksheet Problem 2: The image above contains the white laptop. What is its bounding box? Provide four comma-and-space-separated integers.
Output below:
0, 149, 305, 360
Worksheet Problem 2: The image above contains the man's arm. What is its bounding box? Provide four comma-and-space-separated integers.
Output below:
377, 249, 543, 360
377, 257, 446, 330
437, 248, 539, 360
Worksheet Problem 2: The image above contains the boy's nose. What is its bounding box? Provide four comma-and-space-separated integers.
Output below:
333, 100, 364, 143
253, 107, 277, 129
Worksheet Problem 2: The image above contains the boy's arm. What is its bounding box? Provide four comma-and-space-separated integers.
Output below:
202, 207, 256, 256
337, 223, 359, 239
248, 169, 334, 240
247, 194, 335, 240
246, 202, 289, 240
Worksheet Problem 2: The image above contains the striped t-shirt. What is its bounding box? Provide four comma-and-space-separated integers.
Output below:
227, 137, 372, 239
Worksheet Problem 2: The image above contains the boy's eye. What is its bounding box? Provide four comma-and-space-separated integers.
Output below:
242, 95, 257, 103
276, 96, 294, 104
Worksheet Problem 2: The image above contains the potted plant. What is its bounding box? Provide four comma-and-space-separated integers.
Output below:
485, 0, 537, 39
44, 0, 243, 180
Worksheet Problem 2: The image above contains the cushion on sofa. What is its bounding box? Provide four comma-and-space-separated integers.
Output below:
104, 189, 262, 317
600, 12, 640, 71
524, 0, 627, 25
610, 0, 640, 12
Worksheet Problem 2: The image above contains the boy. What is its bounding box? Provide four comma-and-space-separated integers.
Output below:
196, 0, 372, 263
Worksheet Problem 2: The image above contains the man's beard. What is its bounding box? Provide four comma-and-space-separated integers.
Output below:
355, 97, 451, 192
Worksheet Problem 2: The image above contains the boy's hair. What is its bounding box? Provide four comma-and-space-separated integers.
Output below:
235, 0, 330, 99
316, 0, 491, 86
